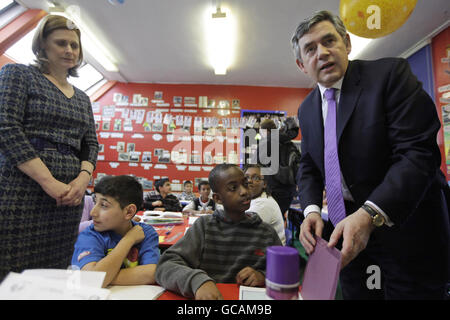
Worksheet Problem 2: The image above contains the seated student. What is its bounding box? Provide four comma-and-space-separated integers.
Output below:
244, 164, 286, 245
144, 178, 182, 212
78, 194, 94, 234
155, 164, 282, 300
177, 180, 196, 201
71, 175, 160, 288
182, 181, 216, 215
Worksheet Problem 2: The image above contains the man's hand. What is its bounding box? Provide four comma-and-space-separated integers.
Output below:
299, 212, 324, 254
195, 281, 223, 300
236, 267, 265, 287
328, 208, 375, 269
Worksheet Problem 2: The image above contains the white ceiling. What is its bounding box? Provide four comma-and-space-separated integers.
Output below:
17, 0, 450, 88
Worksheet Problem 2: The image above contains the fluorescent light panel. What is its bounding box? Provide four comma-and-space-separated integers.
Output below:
205, 5, 236, 75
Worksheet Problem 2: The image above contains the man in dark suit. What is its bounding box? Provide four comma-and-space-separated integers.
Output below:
292, 10, 449, 299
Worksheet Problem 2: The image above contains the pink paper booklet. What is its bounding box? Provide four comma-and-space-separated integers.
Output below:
300, 236, 341, 300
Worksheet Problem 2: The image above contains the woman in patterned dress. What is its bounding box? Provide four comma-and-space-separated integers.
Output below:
0, 15, 98, 280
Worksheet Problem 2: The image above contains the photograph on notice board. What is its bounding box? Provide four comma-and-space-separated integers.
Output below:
142, 152, 152, 162
113, 119, 122, 131
142, 179, 153, 190
117, 141, 125, 152
173, 96, 182, 104
127, 143, 135, 153
132, 94, 142, 104
154, 148, 163, 157
158, 150, 171, 163
144, 123, 152, 132
218, 100, 230, 109
203, 152, 213, 165
118, 153, 129, 161
184, 96, 196, 104
102, 120, 110, 131
154, 91, 163, 100
140, 97, 149, 106
191, 153, 201, 165
152, 123, 163, 132
129, 152, 140, 162
207, 99, 216, 108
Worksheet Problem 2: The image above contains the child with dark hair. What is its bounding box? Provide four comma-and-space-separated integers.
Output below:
155, 164, 281, 299
182, 181, 216, 215
71, 175, 159, 287
178, 180, 196, 201
143, 178, 182, 212
244, 164, 286, 245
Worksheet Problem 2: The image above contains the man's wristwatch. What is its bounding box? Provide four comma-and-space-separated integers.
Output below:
361, 204, 385, 227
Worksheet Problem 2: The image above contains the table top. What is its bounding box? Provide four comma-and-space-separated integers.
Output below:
136, 212, 189, 247
157, 283, 240, 300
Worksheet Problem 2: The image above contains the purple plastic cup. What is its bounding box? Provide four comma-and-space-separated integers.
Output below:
265, 246, 300, 300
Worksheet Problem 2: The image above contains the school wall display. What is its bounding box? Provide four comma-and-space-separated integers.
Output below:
90, 82, 310, 192
432, 26, 450, 180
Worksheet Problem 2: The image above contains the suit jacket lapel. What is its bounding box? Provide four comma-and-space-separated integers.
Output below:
308, 87, 325, 172
337, 61, 362, 142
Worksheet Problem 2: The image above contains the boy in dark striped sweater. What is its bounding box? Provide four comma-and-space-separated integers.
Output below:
155, 164, 282, 299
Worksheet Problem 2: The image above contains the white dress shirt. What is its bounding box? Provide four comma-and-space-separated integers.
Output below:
303, 80, 393, 226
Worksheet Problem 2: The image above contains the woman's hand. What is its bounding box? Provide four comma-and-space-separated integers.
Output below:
40, 178, 72, 206
60, 172, 90, 206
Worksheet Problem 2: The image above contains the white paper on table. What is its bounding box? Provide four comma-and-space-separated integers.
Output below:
108, 285, 165, 300
21, 269, 106, 289
0, 272, 110, 300
239, 286, 267, 300
143, 211, 183, 218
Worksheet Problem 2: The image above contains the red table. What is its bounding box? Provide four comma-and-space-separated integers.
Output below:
157, 283, 240, 300
136, 212, 189, 247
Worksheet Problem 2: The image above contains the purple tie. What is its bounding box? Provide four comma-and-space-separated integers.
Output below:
324, 88, 346, 226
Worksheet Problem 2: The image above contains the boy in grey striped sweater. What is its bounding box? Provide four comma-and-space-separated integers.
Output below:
155, 164, 282, 299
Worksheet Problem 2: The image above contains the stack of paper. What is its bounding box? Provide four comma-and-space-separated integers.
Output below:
0, 269, 167, 300
0, 269, 109, 300
142, 211, 184, 225
108, 285, 165, 300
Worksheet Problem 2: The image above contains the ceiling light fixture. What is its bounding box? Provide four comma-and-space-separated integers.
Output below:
48, 2, 118, 72
205, 1, 236, 75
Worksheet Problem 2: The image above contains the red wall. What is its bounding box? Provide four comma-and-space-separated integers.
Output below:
92, 82, 311, 191
431, 26, 450, 180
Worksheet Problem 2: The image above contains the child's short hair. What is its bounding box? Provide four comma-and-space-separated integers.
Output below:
184, 180, 193, 186
94, 175, 143, 210
208, 164, 238, 193
243, 164, 272, 196
243, 163, 263, 172
154, 178, 169, 193
198, 180, 210, 191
